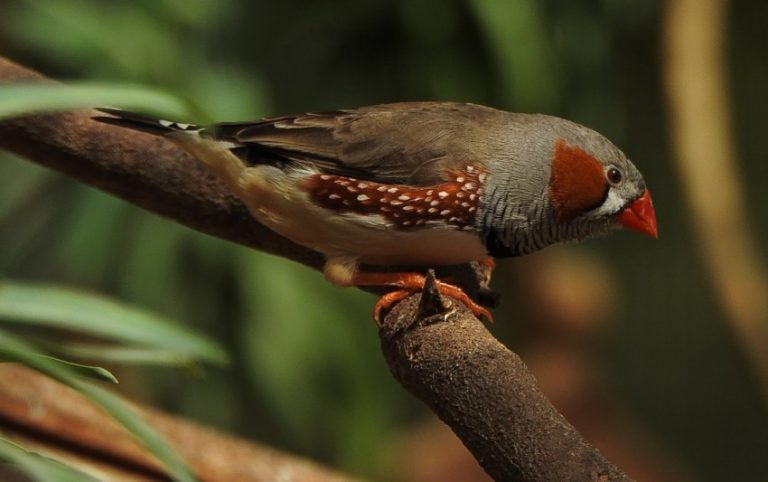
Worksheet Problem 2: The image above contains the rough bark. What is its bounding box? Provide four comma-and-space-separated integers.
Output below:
0, 56, 629, 481
379, 275, 628, 481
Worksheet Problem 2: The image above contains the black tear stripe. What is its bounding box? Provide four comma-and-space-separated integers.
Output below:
585, 183, 611, 214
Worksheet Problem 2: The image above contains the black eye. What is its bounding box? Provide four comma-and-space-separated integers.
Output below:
607, 167, 623, 185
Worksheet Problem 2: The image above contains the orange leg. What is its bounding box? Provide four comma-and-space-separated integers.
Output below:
352, 271, 493, 322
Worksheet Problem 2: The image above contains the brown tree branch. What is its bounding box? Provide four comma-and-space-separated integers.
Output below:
0, 57, 629, 481
0, 57, 324, 271
380, 278, 628, 481
0, 364, 356, 482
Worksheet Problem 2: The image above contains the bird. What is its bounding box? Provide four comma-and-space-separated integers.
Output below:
93, 102, 657, 322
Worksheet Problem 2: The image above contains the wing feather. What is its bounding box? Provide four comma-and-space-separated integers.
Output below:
206, 102, 503, 184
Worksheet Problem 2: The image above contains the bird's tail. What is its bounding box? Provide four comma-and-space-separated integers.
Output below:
92, 108, 202, 136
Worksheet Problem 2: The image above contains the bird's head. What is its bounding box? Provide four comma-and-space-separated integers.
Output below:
480, 115, 658, 257
547, 133, 657, 240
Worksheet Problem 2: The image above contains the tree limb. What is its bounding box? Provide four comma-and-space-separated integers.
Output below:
0, 364, 356, 482
380, 277, 628, 481
0, 56, 629, 481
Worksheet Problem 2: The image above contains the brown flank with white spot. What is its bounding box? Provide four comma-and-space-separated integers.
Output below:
300, 167, 486, 229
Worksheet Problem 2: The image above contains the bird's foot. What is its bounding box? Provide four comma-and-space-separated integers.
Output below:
353, 272, 493, 323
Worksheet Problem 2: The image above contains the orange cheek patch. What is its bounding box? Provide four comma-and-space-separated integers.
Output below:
549, 139, 607, 221
299, 166, 487, 229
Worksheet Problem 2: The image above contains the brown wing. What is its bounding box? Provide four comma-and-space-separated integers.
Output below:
207, 102, 503, 185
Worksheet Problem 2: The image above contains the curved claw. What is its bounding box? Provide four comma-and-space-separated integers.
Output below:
373, 290, 411, 322
433, 281, 494, 322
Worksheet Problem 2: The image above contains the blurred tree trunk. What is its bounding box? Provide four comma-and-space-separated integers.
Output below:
664, 0, 768, 406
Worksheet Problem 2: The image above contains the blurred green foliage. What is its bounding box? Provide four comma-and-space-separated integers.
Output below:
0, 283, 221, 482
0, 436, 100, 482
1, 1, 767, 481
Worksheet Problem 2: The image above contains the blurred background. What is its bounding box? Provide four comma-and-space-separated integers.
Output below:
1, 0, 767, 480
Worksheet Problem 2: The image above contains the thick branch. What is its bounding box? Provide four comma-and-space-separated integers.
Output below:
380, 281, 628, 481
0, 57, 629, 481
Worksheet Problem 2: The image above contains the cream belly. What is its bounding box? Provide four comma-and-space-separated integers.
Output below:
236, 165, 488, 266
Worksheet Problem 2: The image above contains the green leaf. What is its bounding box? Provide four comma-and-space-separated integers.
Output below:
0, 436, 101, 482
0, 328, 196, 482
0, 328, 117, 383
73, 382, 196, 482
0, 82, 193, 120
0, 349, 118, 384
0, 281, 228, 366
56, 344, 199, 366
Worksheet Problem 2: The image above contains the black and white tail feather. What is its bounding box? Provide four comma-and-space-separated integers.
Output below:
94, 108, 251, 187
93, 108, 203, 136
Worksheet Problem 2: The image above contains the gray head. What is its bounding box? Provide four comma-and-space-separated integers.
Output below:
479, 114, 657, 257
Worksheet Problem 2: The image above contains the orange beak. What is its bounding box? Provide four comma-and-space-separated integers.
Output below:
618, 189, 658, 239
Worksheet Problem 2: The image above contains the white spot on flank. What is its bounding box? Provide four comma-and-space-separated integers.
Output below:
402, 220, 412, 226
440, 209, 451, 216
426, 190, 434, 196
387, 187, 399, 193
456, 192, 465, 198
430, 200, 440, 207
463, 182, 475, 190
468, 207, 476, 213
469, 194, 477, 201
461, 202, 470, 207
377, 186, 388, 192
390, 200, 403, 206
466, 166, 475, 173
438, 191, 449, 199
479, 173, 487, 183
329, 194, 341, 200
403, 205, 415, 211
428, 208, 438, 214
449, 217, 460, 222
358, 182, 369, 189
347, 186, 358, 193
357, 194, 370, 201
398, 195, 410, 201
456, 176, 465, 183
320, 174, 331, 180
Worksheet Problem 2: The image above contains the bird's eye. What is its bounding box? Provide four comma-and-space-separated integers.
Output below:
606, 167, 623, 185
